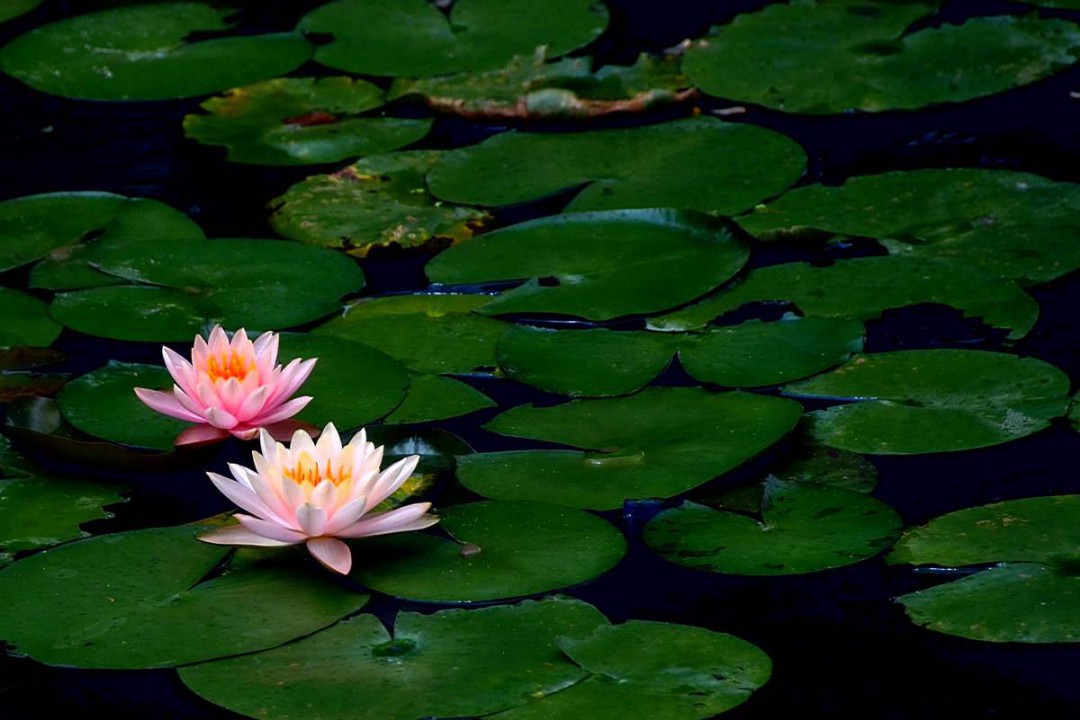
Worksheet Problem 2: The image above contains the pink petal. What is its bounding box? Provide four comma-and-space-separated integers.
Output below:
229, 425, 260, 441
134, 387, 206, 423
205, 406, 240, 430
264, 358, 317, 407
162, 347, 198, 396
337, 503, 438, 539
217, 377, 247, 415
296, 503, 327, 536
175, 424, 231, 447
236, 513, 309, 543
174, 386, 210, 417
208, 325, 230, 354
253, 329, 277, 358
306, 537, 352, 575
199, 525, 296, 547
192, 332, 210, 366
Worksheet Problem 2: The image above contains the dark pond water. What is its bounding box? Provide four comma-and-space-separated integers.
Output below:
2, 1, 1080, 718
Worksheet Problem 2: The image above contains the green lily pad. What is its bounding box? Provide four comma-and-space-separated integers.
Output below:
277, 333, 408, 431
787, 350, 1071, 454
648, 257, 1039, 340
428, 117, 806, 214
390, 50, 694, 120
0, 288, 61, 348
644, 481, 901, 576
684, 1, 1080, 114
890, 495, 1080, 642
497, 316, 863, 396
181, 596, 608, 720
427, 210, 749, 321
184, 77, 432, 166
457, 387, 803, 510
0, 525, 369, 668
0, 3, 311, 101
496, 621, 771, 720
300, 0, 609, 77
384, 374, 496, 424
350, 500, 627, 602
0, 0, 42, 24
738, 169, 1080, 242
315, 294, 506, 375
0, 436, 126, 565
0, 191, 202, 284
269, 151, 490, 257
50, 236, 364, 341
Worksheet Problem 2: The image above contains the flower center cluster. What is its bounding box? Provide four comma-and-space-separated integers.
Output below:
205, 349, 255, 383
283, 452, 352, 487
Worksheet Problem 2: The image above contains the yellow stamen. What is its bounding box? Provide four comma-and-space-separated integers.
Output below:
283, 452, 352, 487
205, 349, 255, 383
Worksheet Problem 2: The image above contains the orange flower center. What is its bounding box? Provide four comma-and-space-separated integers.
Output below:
205, 350, 255, 383
283, 452, 351, 487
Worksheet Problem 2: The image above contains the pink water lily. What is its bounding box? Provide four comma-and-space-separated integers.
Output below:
199, 423, 438, 574
134, 325, 316, 446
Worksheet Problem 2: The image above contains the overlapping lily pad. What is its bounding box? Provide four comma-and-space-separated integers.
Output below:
0, 347, 68, 402
787, 350, 1071, 454
315, 293, 505, 374
269, 151, 490, 256
645, 481, 901, 576
648, 257, 1039, 340
0, 0, 42, 24
184, 77, 433, 166
0, 288, 61, 348
351, 500, 627, 602
182, 596, 609, 720
738, 169, 1080, 242
0, 525, 368, 668
50, 236, 365, 341
496, 621, 772, 719
384, 374, 496, 424
0, 3, 312, 100
498, 316, 863, 396
299, 0, 609, 77
457, 387, 803, 510
0, 192, 203, 284
684, 1, 1080, 113
427, 117, 807, 214
427, 210, 749, 320
890, 495, 1080, 642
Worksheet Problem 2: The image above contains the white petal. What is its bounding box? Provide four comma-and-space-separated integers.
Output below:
198, 525, 295, 547
206, 471, 275, 520
236, 513, 308, 543
295, 503, 327, 536
306, 537, 352, 575
324, 495, 368, 535
367, 455, 420, 509
337, 503, 437, 539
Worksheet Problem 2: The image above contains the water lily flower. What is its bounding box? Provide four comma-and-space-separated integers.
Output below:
198, 423, 438, 574
134, 325, 316, 446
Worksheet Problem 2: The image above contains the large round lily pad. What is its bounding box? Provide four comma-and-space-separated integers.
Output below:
181, 596, 608, 720
428, 117, 806, 214
496, 621, 772, 720
787, 350, 1071, 454
0, 191, 203, 282
648, 257, 1039, 340
427, 210, 749, 320
890, 495, 1080, 642
299, 0, 609, 77
350, 500, 627, 602
184, 77, 432, 166
269, 151, 490, 256
457, 387, 803, 510
315, 293, 506, 374
0, 3, 312, 101
0, 288, 61, 348
645, 481, 901, 576
738, 169, 1080, 242
50, 236, 364, 341
684, 1, 1080, 114
0, 525, 368, 668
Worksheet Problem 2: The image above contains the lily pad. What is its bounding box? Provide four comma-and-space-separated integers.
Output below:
645, 481, 901, 576
0, 192, 203, 283
315, 293, 506, 375
787, 350, 1071, 454
428, 117, 807, 214
498, 316, 863, 396
457, 387, 803, 510
184, 77, 432, 166
299, 0, 609, 77
648, 257, 1039, 340
427, 210, 749, 320
0, 525, 369, 668
0, 3, 311, 101
269, 151, 490, 257
350, 500, 627, 602
0, 0, 42, 24
496, 621, 772, 720
683, 1, 1080, 114
50, 236, 365, 341
738, 169, 1080, 242
890, 495, 1080, 642
181, 597, 608, 720
0, 288, 61, 348
383, 374, 496, 424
